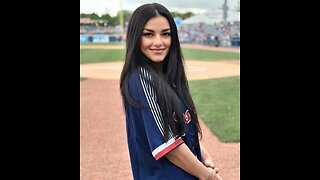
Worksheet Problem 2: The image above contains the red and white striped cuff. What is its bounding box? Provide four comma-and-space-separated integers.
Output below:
152, 137, 184, 160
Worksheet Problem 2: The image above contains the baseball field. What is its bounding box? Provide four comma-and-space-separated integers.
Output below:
80, 43, 240, 180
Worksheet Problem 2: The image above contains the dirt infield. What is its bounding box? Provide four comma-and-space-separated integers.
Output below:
80, 60, 240, 80
80, 79, 239, 180
80, 44, 240, 180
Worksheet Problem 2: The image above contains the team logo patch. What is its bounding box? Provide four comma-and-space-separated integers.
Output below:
185, 110, 191, 124
172, 110, 191, 124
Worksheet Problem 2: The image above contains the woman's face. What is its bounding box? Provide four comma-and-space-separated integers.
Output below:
140, 15, 171, 63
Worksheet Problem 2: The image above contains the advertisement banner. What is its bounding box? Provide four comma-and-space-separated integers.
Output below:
93, 35, 110, 43
80, 35, 89, 43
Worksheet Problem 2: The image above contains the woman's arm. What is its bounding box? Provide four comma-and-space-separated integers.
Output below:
165, 143, 218, 180
200, 142, 215, 169
200, 143, 222, 179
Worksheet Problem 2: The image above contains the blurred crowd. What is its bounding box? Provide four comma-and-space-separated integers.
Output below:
80, 19, 240, 47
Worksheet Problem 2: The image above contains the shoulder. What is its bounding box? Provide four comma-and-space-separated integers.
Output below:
129, 67, 153, 88
128, 68, 151, 98
128, 70, 141, 92
128, 66, 150, 81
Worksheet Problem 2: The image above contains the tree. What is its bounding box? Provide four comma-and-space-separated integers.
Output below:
183, 12, 195, 19
170, 11, 194, 20
80, 13, 101, 19
115, 10, 132, 26
101, 13, 117, 26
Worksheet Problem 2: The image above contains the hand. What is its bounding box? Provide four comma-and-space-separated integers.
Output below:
215, 174, 222, 180
206, 167, 222, 180
203, 158, 216, 170
211, 167, 219, 174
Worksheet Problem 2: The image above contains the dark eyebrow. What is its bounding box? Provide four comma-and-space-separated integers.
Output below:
143, 28, 154, 32
143, 28, 170, 32
161, 28, 170, 32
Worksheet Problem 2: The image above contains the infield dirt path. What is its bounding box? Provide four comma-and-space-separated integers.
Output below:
80, 60, 239, 80
80, 44, 240, 180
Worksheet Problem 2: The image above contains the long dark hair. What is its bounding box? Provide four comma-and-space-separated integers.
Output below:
120, 3, 202, 141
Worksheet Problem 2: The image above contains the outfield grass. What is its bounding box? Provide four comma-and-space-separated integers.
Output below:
80, 48, 239, 64
80, 49, 125, 64
189, 76, 240, 142
80, 77, 88, 81
80, 42, 124, 46
182, 48, 240, 61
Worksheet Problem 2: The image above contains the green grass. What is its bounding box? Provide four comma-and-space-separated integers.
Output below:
80, 42, 124, 46
189, 76, 240, 142
182, 48, 240, 61
80, 48, 239, 64
80, 77, 87, 81
80, 49, 125, 64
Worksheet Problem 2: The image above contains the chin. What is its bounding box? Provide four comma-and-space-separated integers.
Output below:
150, 57, 165, 62
147, 54, 166, 62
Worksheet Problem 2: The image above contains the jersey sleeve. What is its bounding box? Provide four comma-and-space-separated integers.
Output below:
132, 68, 184, 161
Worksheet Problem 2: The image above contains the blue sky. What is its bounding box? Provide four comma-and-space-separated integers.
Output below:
80, 0, 240, 16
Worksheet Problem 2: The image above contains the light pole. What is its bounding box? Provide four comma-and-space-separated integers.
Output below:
223, 0, 228, 27
119, 0, 124, 40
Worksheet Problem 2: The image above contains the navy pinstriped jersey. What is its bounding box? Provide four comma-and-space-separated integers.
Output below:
125, 67, 201, 180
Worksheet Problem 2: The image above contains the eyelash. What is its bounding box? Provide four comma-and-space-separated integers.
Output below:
143, 33, 171, 37
143, 33, 153, 37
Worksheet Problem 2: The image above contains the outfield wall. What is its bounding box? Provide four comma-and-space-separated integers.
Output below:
80, 34, 121, 43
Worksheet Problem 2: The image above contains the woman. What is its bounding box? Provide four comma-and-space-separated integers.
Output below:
120, 3, 222, 180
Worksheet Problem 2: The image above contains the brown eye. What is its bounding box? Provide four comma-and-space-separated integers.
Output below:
163, 32, 171, 37
143, 33, 153, 37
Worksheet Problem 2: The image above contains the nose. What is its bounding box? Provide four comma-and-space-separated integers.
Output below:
153, 35, 163, 47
